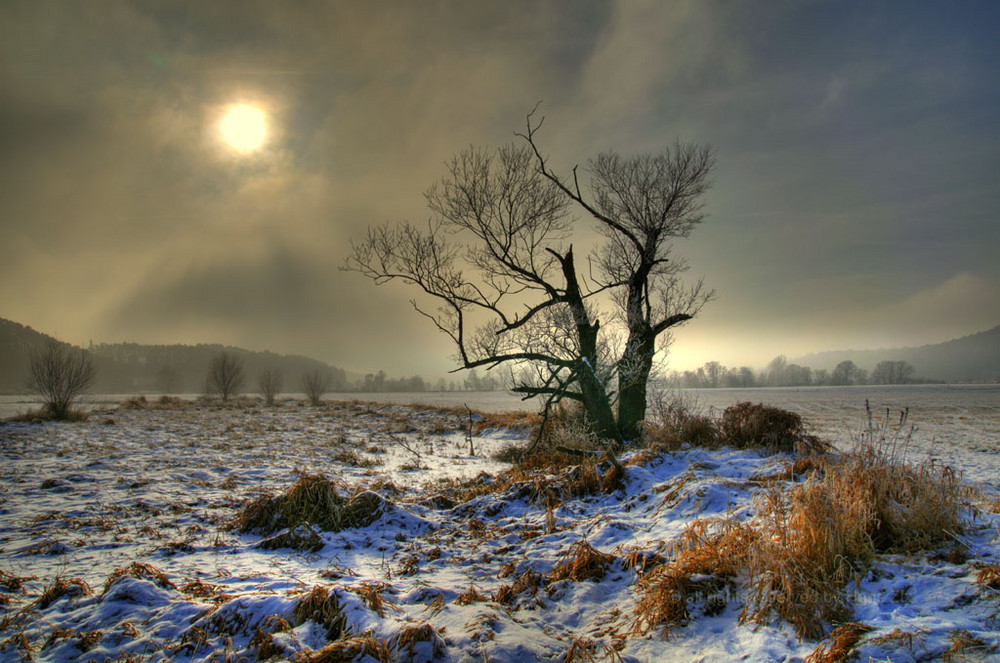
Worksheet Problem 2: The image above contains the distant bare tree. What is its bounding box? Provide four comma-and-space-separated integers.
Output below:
258, 368, 283, 405
302, 368, 331, 405
207, 352, 244, 402
26, 340, 97, 419
871, 360, 915, 385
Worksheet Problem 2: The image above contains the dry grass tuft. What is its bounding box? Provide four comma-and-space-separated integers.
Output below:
942, 629, 994, 662
805, 622, 873, 663
230, 475, 386, 535
453, 585, 488, 606
257, 523, 324, 552
34, 576, 93, 609
719, 402, 825, 453
180, 579, 232, 604
495, 570, 543, 607
976, 563, 1000, 590
348, 581, 396, 618
0, 569, 34, 594
293, 586, 347, 640
390, 622, 447, 661
299, 634, 393, 663
248, 615, 292, 661
548, 540, 617, 583
562, 636, 624, 663
103, 562, 175, 595
635, 433, 971, 641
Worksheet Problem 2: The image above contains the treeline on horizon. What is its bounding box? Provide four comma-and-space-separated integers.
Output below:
668, 356, 930, 389
0, 318, 507, 395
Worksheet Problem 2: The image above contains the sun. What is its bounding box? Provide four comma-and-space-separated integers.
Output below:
220, 104, 267, 153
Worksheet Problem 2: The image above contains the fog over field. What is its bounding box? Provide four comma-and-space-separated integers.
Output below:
1, 1, 998, 376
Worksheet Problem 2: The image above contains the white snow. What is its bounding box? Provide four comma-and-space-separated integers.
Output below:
1, 395, 998, 662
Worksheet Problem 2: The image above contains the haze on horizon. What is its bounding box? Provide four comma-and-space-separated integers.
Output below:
2, 1, 998, 378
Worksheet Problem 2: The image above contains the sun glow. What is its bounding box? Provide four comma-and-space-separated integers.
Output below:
220, 104, 267, 152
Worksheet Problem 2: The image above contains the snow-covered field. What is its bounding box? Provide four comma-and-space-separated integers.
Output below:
1, 396, 998, 662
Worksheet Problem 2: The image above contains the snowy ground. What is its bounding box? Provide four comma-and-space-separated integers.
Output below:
1, 398, 998, 662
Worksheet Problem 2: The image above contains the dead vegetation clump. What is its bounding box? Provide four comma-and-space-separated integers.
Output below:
230, 474, 386, 535
293, 586, 347, 640
634, 434, 972, 640
180, 579, 232, 604
390, 622, 447, 661
298, 634, 393, 663
257, 523, 324, 553
348, 581, 397, 618
453, 585, 488, 606
494, 570, 543, 607
248, 615, 292, 661
804, 622, 873, 663
547, 540, 618, 583
0, 570, 34, 594
103, 562, 176, 595
719, 402, 825, 453
637, 398, 827, 457
34, 576, 93, 609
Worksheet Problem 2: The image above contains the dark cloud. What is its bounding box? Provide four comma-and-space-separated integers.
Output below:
2, 0, 997, 376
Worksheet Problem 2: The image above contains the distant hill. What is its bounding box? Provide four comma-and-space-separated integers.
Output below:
0, 317, 345, 395
0, 318, 71, 393
795, 325, 1000, 383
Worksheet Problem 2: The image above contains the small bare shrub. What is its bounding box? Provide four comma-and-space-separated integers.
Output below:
719, 402, 823, 452
25, 340, 97, 420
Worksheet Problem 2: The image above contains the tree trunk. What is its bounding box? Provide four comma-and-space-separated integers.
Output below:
617, 333, 655, 441
557, 247, 622, 445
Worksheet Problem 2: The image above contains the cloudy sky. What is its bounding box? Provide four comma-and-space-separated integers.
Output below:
2, 1, 998, 378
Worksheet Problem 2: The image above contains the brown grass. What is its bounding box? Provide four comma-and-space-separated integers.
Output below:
293, 586, 347, 640
453, 585, 488, 606
180, 579, 232, 604
547, 540, 617, 583
805, 623, 873, 663
495, 569, 543, 607
103, 562, 176, 594
976, 563, 1000, 590
34, 576, 93, 609
390, 622, 447, 661
943, 629, 994, 661
298, 635, 392, 663
719, 402, 825, 453
248, 615, 292, 661
0, 569, 34, 594
257, 523, 324, 552
348, 581, 396, 618
634, 438, 970, 640
230, 475, 385, 535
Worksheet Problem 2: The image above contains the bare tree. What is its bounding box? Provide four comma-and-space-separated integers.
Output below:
207, 352, 244, 402
346, 108, 714, 446
302, 368, 332, 406
258, 368, 283, 405
26, 340, 97, 419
